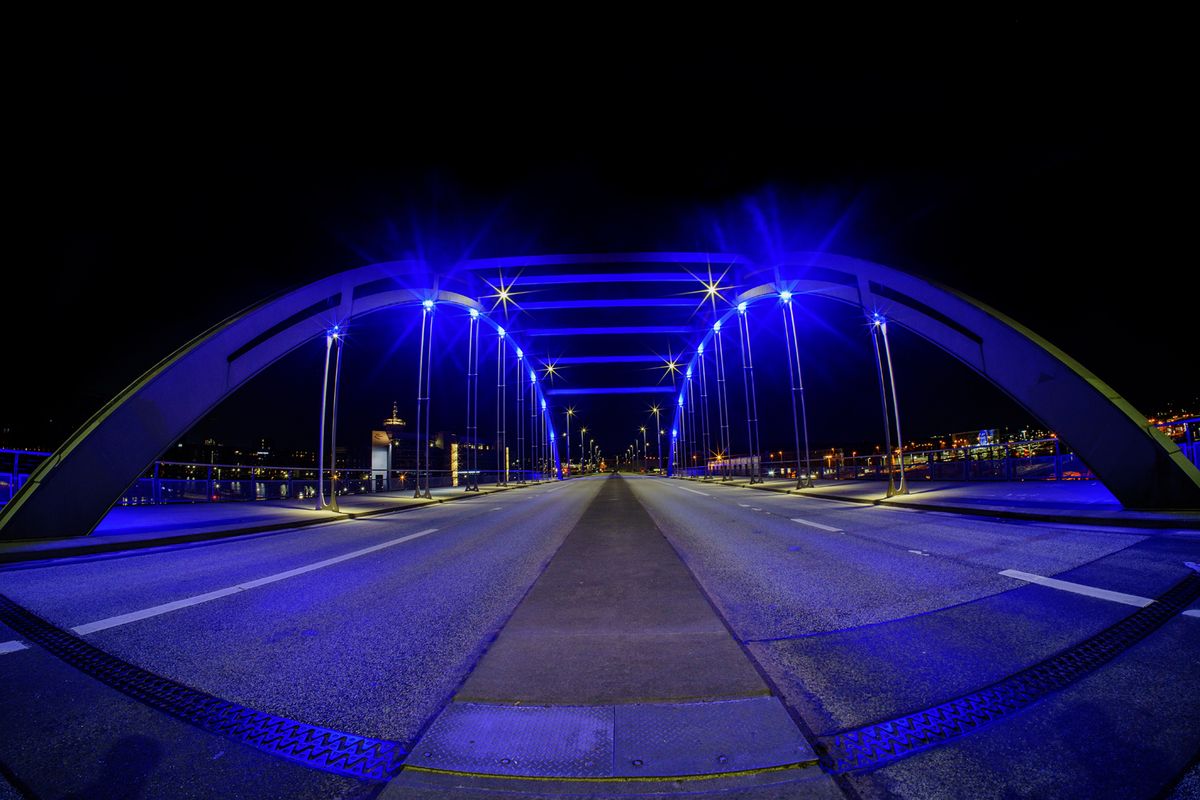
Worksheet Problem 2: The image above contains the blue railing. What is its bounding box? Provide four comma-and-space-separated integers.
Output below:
0, 451, 572, 508
0, 448, 52, 506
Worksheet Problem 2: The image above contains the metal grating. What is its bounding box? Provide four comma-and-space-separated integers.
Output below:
0, 594, 405, 780
818, 572, 1200, 773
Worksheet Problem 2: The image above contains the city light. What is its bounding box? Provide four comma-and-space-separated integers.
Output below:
713, 321, 721, 332
498, 326, 506, 338
422, 299, 434, 311
469, 308, 479, 319
780, 290, 792, 303
737, 301, 747, 314
517, 348, 523, 359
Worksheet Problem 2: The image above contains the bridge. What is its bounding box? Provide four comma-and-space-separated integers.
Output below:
0, 253, 1198, 799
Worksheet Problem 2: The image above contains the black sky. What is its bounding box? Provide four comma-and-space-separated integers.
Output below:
6, 27, 1196, 458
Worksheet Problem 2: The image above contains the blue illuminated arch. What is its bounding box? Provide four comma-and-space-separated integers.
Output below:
666, 252, 1200, 511
2, 251, 1196, 541
0, 261, 560, 540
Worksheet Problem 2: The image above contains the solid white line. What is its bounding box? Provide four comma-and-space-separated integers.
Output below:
908, 550, 930, 556
999, 569, 1154, 607
71, 528, 440, 636
677, 486, 710, 496
790, 518, 843, 533
1182, 609, 1200, 618
737, 503, 751, 507
0, 640, 28, 655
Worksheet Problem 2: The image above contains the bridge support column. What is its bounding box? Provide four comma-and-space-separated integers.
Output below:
870, 314, 908, 497
496, 328, 507, 487
516, 349, 526, 484
414, 303, 435, 499
316, 326, 344, 511
781, 294, 814, 489
736, 304, 763, 484
698, 345, 713, 480
465, 310, 481, 492
713, 321, 733, 480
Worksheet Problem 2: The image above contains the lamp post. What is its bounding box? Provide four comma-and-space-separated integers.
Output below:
735, 302, 762, 484
698, 343, 713, 480
565, 407, 575, 476
870, 313, 908, 496
465, 309, 481, 491
316, 325, 344, 510
515, 347, 525, 484
580, 427, 588, 473
712, 320, 732, 480
495, 326, 507, 488
780, 291, 814, 489
650, 404, 662, 474
640, 426, 647, 472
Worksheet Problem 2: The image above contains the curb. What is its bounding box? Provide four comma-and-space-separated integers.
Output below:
0, 483, 535, 566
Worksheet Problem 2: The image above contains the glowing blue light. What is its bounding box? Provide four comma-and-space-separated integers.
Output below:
737, 302, 747, 314
516, 348, 524, 359
541, 399, 547, 410
685, 367, 692, 378
678, 396, 684, 407
697, 344, 704, 354
530, 371, 536, 383
780, 290, 792, 303
498, 326, 506, 338
871, 313, 885, 327
672, 429, 678, 437
469, 308, 479, 319
422, 299, 434, 311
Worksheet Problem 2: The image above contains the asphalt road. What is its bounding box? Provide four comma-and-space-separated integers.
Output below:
0, 475, 1196, 799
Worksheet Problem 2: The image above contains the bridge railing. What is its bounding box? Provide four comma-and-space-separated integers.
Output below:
0, 453, 571, 508
0, 448, 52, 505
679, 438, 1113, 482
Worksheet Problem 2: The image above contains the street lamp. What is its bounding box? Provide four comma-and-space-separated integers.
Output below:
640, 426, 647, 471
580, 426, 588, 473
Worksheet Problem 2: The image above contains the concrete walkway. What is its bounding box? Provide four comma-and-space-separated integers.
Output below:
688, 477, 1200, 529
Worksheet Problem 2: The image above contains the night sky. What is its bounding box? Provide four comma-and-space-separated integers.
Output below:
7, 29, 1196, 462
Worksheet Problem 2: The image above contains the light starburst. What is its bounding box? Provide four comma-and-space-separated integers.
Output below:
481, 271, 528, 319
